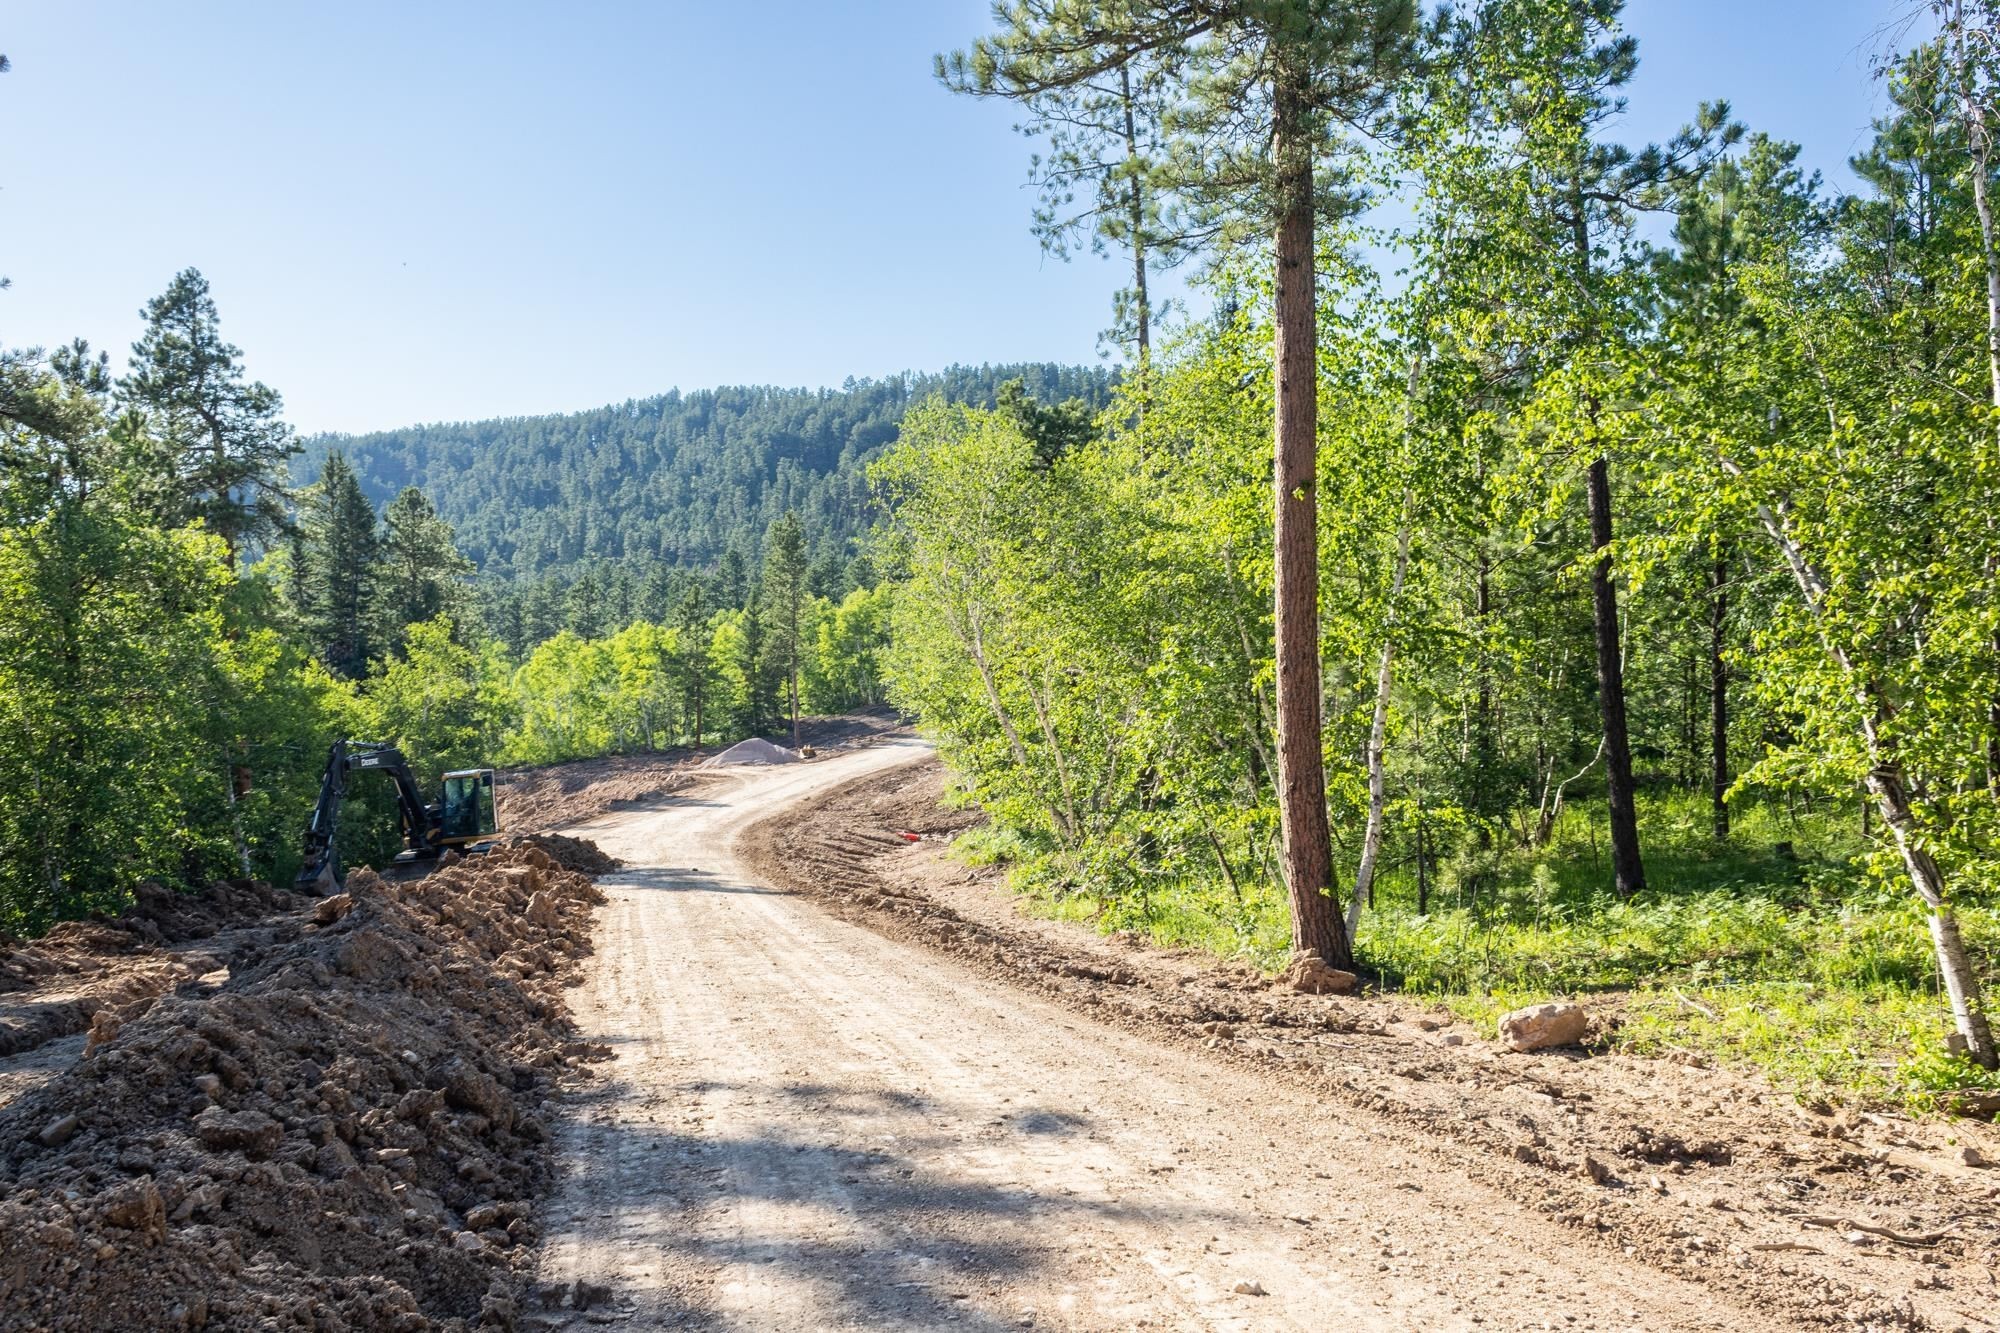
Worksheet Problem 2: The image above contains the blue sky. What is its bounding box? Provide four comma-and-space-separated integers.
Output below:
1, 1, 1908, 434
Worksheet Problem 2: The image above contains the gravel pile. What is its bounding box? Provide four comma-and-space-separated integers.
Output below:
699, 738, 800, 767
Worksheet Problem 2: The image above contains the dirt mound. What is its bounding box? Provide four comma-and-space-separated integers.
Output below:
3, 880, 312, 1068
495, 756, 694, 834
3, 879, 304, 996
700, 737, 799, 768
0, 841, 611, 1331
512, 833, 621, 876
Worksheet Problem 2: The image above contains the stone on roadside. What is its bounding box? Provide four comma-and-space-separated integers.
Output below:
1497, 1001, 1589, 1052
1279, 950, 1357, 996
312, 892, 353, 925
84, 1008, 122, 1055
1962, 1144, 1993, 1168
1233, 1280, 1268, 1296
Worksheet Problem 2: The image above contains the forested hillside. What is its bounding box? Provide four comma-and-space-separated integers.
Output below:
297, 364, 1115, 581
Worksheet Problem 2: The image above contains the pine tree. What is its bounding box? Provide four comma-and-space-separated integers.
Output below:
674, 577, 712, 748
763, 512, 809, 748
567, 566, 605, 639
378, 486, 473, 652
119, 269, 296, 564
715, 545, 748, 611
943, 0, 1420, 968
300, 452, 380, 678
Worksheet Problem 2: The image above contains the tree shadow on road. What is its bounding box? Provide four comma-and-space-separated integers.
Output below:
532, 1071, 1236, 1330
607, 867, 787, 897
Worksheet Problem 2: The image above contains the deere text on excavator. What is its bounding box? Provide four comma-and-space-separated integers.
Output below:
298, 740, 500, 890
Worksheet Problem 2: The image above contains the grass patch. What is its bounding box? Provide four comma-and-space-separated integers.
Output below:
954, 787, 2000, 1110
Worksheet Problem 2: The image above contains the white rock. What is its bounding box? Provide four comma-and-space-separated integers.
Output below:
1496, 1002, 1588, 1052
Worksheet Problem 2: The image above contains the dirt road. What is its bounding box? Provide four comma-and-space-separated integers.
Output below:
533, 740, 1807, 1332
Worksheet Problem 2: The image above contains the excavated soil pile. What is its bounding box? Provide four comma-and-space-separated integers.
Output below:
513, 834, 620, 878
2, 877, 303, 990
0, 840, 610, 1332
495, 758, 693, 834
2, 879, 308, 1062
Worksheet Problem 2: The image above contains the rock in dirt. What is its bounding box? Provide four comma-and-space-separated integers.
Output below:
1279, 950, 1357, 996
191, 1105, 282, 1155
1962, 1145, 1993, 1168
33, 1114, 79, 1147
1497, 1001, 1589, 1052
1233, 1280, 1268, 1296
96, 1178, 163, 1234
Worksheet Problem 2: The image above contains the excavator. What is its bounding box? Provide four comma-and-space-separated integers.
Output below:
297, 740, 500, 890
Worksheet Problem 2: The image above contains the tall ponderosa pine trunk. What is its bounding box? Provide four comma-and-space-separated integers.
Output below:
1586, 457, 1646, 896
1120, 64, 1151, 368
1271, 57, 1349, 968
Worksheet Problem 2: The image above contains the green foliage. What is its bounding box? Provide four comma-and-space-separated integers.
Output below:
118, 268, 297, 562
0, 509, 235, 928
806, 585, 892, 713
893, 0, 2000, 1092
763, 511, 809, 738
379, 487, 474, 651
360, 617, 515, 778
297, 452, 380, 678
506, 631, 615, 765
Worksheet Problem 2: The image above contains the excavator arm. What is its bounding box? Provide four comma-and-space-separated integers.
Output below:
297, 741, 445, 890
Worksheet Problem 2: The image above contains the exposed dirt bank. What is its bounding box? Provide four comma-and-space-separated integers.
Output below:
0, 835, 611, 1332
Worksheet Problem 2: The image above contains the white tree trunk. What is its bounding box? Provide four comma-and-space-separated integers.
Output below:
1729, 469, 1999, 1067
1346, 512, 1413, 940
